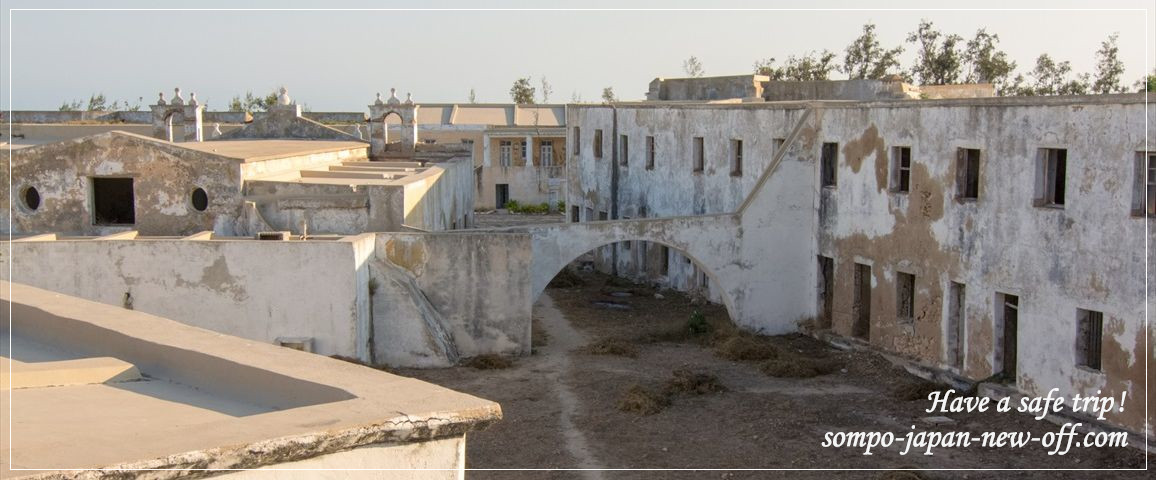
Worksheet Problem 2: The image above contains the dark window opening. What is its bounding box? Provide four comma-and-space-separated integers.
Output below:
571, 206, 580, 222
731, 139, 743, 177
947, 282, 966, 369
1037, 148, 1067, 207
572, 127, 581, 154
818, 256, 834, 329
22, 186, 40, 211
996, 293, 1019, 382
598, 210, 608, 221
659, 245, 670, 276
191, 187, 209, 211
92, 177, 135, 225
495, 184, 510, 208
891, 146, 911, 193
852, 263, 871, 340
821, 142, 838, 187
594, 129, 603, 159
1131, 152, 1155, 217
896, 272, 915, 323
957, 148, 981, 200
646, 136, 656, 170
1076, 309, 1103, 371
693, 137, 705, 172
620, 134, 629, 166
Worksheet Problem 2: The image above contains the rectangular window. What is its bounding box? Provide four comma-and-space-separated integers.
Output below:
594, 129, 603, 159
821, 142, 838, 187
731, 139, 743, 177
572, 127, 581, 154
818, 256, 834, 329
692, 137, 704, 172
1131, 152, 1155, 216
598, 210, 608, 221
957, 148, 981, 200
571, 206, 580, 223
995, 293, 1019, 380
896, 272, 915, 323
659, 245, 670, 276
947, 282, 966, 369
646, 136, 656, 170
499, 140, 512, 167
1076, 309, 1103, 371
620, 134, 629, 166
520, 140, 528, 159
1036, 148, 1067, 207
92, 177, 135, 225
585, 207, 594, 222
852, 263, 871, 340
891, 146, 912, 193
540, 140, 554, 167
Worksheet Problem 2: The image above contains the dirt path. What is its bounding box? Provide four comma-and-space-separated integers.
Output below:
535, 292, 606, 480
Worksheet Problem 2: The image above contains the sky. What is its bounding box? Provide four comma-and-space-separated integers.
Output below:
2, 0, 1153, 111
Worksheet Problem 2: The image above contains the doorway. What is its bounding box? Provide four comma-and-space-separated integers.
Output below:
996, 292, 1019, 382
852, 263, 871, 340
495, 184, 510, 209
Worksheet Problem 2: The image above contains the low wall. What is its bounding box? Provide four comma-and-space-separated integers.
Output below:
403, 157, 475, 230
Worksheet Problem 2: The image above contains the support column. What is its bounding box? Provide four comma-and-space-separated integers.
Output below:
525, 135, 534, 166
482, 133, 492, 167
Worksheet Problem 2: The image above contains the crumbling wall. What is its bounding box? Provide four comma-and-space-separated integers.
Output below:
2, 131, 246, 236
402, 157, 475, 230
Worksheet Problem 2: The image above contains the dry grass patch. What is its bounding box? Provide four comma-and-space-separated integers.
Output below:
618, 384, 671, 415
579, 338, 639, 358
892, 378, 942, 401
760, 357, 841, 378
463, 354, 514, 370
663, 368, 727, 395
547, 268, 585, 288
714, 335, 781, 361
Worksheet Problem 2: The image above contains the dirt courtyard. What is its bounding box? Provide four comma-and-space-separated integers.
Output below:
399, 270, 1148, 480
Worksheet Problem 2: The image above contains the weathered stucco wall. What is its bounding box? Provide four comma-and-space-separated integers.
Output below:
1, 238, 364, 357
566, 95, 1153, 435
402, 157, 475, 230
2, 131, 246, 236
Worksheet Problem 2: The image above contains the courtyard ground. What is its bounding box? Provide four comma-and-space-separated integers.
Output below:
398, 270, 1148, 480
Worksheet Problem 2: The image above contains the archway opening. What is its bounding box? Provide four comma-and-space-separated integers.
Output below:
164, 111, 185, 142
381, 111, 404, 148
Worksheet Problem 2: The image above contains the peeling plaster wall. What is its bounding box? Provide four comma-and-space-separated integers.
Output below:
1, 239, 363, 357
568, 95, 1153, 435
374, 232, 533, 358
478, 166, 563, 210
402, 157, 475, 230
2, 131, 245, 236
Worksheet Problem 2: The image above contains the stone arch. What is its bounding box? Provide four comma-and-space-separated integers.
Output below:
530, 224, 741, 324
368, 88, 419, 158
150, 88, 203, 142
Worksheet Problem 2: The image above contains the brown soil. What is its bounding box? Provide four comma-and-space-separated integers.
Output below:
398, 271, 1147, 480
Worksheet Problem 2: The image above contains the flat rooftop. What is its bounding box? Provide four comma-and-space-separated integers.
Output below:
176, 139, 369, 162
0, 282, 500, 478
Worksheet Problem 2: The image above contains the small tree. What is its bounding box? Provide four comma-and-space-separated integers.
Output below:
1017, 54, 1090, 96
540, 77, 553, 103
509, 77, 536, 104
601, 87, 617, 104
964, 29, 1016, 94
683, 56, 705, 77
906, 19, 964, 85
755, 50, 837, 81
1092, 33, 1125, 94
229, 90, 278, 112
842, 23, 904, 80
86, 93, 109, 111
1135, 68, 1156, 92
58, 99, 82, 111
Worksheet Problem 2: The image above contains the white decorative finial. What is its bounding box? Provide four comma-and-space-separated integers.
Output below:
211, 123, 222, 138
404, 93, 413, 105
354, 124, 363, 140
374, 92, 384, 105
278, 86, 291, 105
172, 87, 184, 105
387, 87, 400, 105
157, 91, 166, 106
189, 92, 199, 106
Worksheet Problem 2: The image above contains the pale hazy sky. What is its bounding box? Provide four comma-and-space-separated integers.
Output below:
2, 0, 1153, 111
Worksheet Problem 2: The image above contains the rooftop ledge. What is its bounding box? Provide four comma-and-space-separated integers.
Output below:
0, 281, 501, 479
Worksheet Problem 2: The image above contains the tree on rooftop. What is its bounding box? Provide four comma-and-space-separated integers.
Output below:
540, 77, 553, 103
601, 87, 617, 104
906, 19, 964, 85
754, 50, 837, 81
683, 56, 705, 77
964, 29, 1016, 94
1091, 33, 1126, 94
842, 23, 904, 80
1135, 68, 1156, 92
1011, 54, 1090, 96
228, 90, 278, 113
509, 77, 536, 104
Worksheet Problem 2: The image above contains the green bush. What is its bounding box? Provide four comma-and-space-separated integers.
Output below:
687, 310, 712, 335
505, 199, 551, 214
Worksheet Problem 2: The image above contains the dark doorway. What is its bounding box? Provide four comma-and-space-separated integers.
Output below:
997, 293, 1019, 382
495, 184, 510, 209
93, 177, 136, 225
852, 263, 871, 339
818, 256, 834, 329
